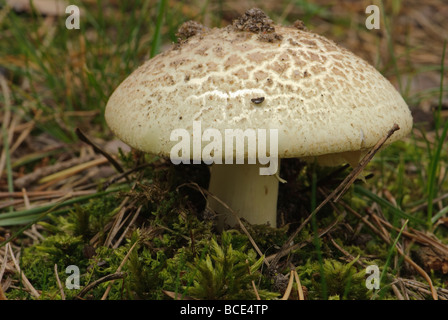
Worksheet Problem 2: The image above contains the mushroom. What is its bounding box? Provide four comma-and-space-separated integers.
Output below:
105, 8, 413, 229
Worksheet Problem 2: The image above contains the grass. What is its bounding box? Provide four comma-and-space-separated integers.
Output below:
426, 40, 447, 228
0, 0, 447, 301
0, 77, 14, 209
377, 218, 408, 299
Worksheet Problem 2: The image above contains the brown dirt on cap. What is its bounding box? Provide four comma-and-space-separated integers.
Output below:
293, 19, 307, 31
232, 8, 283, 42
176, 20, 210, 42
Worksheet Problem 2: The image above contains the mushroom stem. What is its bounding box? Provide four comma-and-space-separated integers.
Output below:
207, 162, 280, 229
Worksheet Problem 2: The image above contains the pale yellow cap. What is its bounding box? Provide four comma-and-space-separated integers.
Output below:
105, 9, 412, 166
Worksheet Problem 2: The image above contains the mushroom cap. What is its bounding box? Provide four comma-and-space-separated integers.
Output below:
105, 10, 413, 165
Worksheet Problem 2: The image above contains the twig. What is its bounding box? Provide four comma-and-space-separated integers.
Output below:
75, 272, 127, 299
75, 127, 125, 174
328, 235, 366, 268
332, 123, 400, 202
268, 124, 400, 274
54, 264, 66, 300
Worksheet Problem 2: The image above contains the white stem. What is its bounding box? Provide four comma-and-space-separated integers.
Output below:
207, 162, 279, 229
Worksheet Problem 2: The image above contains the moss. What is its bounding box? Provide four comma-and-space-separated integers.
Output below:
243, 224, 290, 254
83, 244, 131, 299
9, 195, 128, 299
19, 233, 87, 299
158, 231, 280, 300
40, 194, 121, 241
179, 231, 279, 300
298, 258, 371, 300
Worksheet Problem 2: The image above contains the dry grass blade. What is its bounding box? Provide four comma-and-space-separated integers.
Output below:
246, 259, 261, 300
293, 269, 305, 300
0, 189, 97, 199
9, 110, 40, 155
113, 205, 142, 249
101, 240, 138, 300
391, 282, 406, 300
0, 285, 6, 300
103, 202, 130, 248
103, 182, 139, 248
0, 243, 9, 300
14, 154, 98, 189
0, 75, 12, 184
38, 157, 108, 185
279, 268, 306, 300
342, 196, 440, 299
399, 278, 448, 300
368, 210, 448, 262
280, 270, 294, 300
366, 210, 439, 300
7, 243, 40, 298
162, 290, 196, 300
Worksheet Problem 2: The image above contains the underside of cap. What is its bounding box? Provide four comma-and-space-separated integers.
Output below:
105, 9, 413, 165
